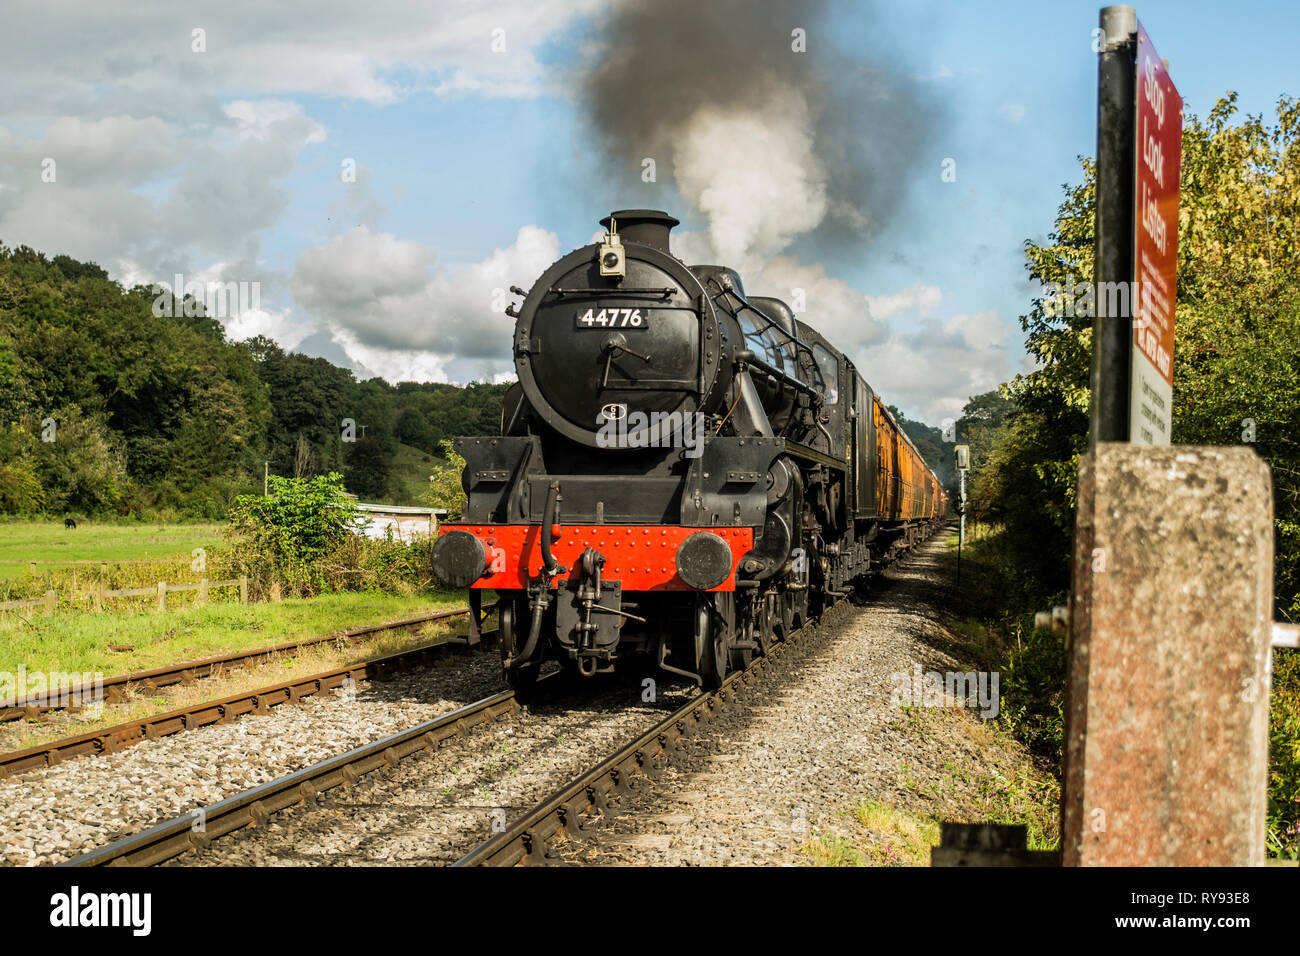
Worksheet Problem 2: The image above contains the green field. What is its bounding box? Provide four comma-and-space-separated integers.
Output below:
0, 590, 466, 678
0, 520, 226, 579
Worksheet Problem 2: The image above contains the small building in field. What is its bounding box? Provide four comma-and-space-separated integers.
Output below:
352, 503, 448, 543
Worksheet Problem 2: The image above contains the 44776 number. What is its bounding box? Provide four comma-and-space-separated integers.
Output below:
576, 308, 647, 328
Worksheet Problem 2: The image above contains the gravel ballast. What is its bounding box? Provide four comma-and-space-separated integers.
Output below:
549, 528, 1057, 866
2, 652, 508, 866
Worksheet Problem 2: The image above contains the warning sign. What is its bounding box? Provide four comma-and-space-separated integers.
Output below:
1129, 21, 1182, 445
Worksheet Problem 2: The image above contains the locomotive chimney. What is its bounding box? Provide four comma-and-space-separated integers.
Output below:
600, 209, 679, 254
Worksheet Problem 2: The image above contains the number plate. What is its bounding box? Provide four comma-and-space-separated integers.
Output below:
575, 308, 649, 329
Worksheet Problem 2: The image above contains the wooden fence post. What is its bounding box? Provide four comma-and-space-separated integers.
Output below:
157, 581, 166, 613
44, 590, 56, 617
94, 583, 104, 612
29, 562, 37, 578
198, 577, 209, 605
239, 575, 248, 604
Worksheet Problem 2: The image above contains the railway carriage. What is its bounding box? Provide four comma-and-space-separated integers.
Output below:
433, 210, 947, 690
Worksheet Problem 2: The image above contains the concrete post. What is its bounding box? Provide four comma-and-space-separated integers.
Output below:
1062, 444, 1274, 865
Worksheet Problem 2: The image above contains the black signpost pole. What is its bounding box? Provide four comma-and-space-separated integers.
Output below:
1090, 4, 1138, 446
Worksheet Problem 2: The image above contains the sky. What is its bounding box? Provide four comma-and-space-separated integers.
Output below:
0, 0, 1295, 425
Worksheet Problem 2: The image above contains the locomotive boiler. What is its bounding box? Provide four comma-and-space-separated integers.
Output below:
432, 210, 947, 690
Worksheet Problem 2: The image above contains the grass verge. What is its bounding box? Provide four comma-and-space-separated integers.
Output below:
0, 590, 465, 679
0, 519, 224, 579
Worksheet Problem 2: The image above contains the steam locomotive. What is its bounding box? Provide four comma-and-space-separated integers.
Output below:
433, 210, 947, 690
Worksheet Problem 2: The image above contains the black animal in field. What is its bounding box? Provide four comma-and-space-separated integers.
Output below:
64, 517, 76, 529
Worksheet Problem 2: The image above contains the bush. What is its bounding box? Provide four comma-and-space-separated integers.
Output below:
999, 615, 1068, 766
218, 473, 364, 596
1269, 650, 1300, 860
423, 439, 466, 520
213, 473, 442, 599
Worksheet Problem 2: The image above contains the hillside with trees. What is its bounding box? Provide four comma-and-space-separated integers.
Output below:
0, 248, 508, 518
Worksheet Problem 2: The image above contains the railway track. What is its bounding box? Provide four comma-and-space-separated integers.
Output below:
59, 596, 847, 867
1, 603, 491, 723
61, 688, 523, 867
1, 622, 499, 779
454, 598, 848, 866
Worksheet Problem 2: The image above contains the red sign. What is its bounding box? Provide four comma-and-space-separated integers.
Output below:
1129, 21, 1182, 443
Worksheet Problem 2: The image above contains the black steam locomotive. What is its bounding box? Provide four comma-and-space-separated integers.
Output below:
433, 210, 946, 689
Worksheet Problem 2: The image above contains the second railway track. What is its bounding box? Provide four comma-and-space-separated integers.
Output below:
1, 602, 494, 723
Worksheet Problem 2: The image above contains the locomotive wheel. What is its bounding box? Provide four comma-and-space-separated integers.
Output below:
776, 592, 795, 640
755, 594, 774, 656
500, 599, 539, 694
697, 596, 729, 689
731, 617, 753, 670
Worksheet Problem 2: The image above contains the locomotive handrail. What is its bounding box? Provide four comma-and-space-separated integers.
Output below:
739, 301, 821, 384
548, 286, 677, 298
740, 351, 820, 400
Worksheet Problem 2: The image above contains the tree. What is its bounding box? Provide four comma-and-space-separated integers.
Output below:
345, 435, 393, 499
988, 94, 1300, 609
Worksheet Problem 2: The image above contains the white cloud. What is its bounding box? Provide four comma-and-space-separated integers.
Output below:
0, 101, 326, 282
223, 307, 314, 350
292, 223, 561, 365
745, 255, 890, 351
329, 329, 456, 384
0, 1, 607, 122
855, 310, 1018, 423
1000, 103, 1027, 124
943, 309, 1006, 350
224, 100, 326, 144
866, 281, 943, 322
0, 0, 600, 351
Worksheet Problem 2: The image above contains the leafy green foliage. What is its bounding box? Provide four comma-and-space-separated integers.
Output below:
221, 474, 362, 594
0, 246, 511, 518
0, 422, 45, 513
423, 439, 467, 520
344, 435, 394, 499
1269, 650, 1300, 859
215, 473, 444, 599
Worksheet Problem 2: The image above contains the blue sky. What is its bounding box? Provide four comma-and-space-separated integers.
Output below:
1, 0, 1295, 423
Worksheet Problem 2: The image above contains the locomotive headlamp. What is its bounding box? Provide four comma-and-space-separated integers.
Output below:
598, 220, 625, 278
